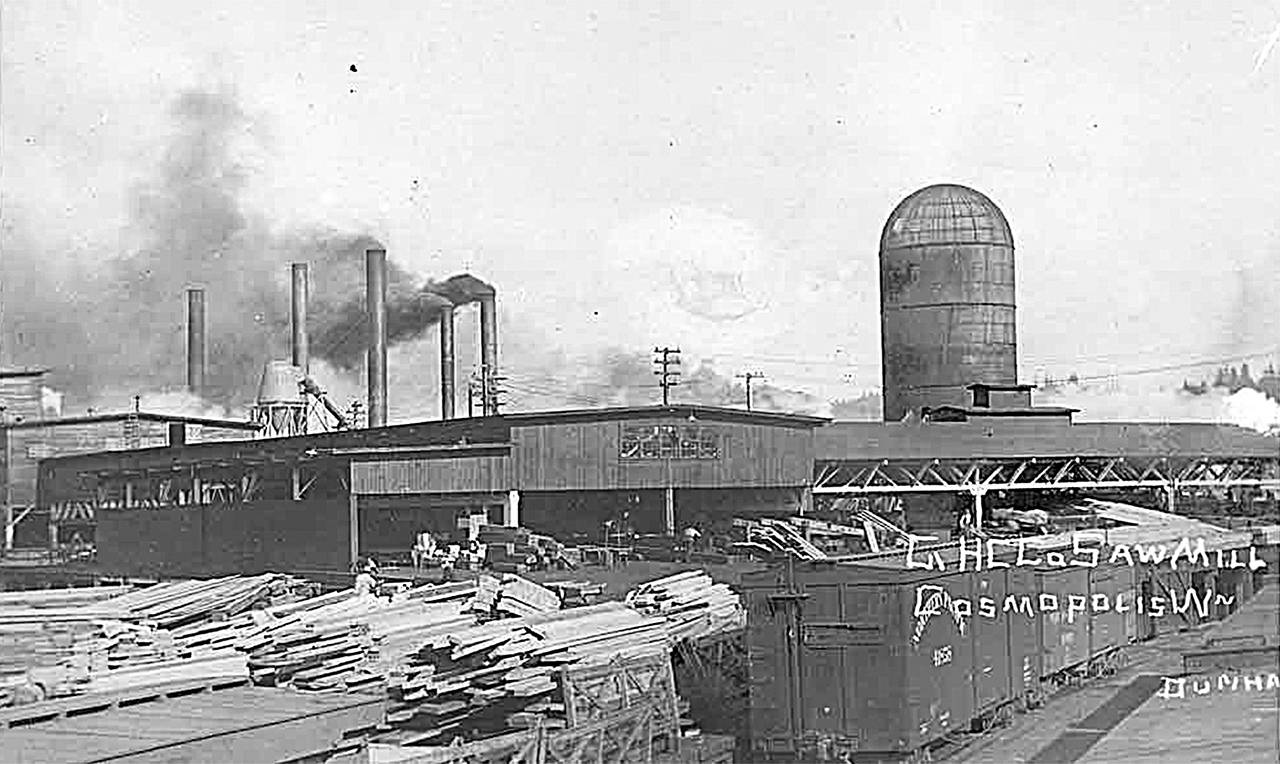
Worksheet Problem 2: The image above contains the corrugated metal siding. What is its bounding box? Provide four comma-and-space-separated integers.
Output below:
513, 420, 813, 490
816, 421, 1279, 460
351, 456, 512, 495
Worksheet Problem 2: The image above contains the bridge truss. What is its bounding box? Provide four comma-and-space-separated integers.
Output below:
813, 454, 1280, 525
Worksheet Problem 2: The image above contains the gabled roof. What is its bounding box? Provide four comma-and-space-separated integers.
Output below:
499, 404, 830, 429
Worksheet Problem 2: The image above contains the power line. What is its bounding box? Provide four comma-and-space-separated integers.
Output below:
652, 347, 682, 406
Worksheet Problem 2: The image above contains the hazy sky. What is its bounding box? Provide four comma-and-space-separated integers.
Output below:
3, 0, 1278, 405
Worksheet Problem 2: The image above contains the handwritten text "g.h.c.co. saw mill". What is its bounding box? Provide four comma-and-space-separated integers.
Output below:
904, 532, 1269, 574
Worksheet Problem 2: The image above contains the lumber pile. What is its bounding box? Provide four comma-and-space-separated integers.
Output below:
731, 517, 829, 561
240, 582, 480, 692
384, 601, 673, 745
625, 571, 746, 642
468, 574, 562, 619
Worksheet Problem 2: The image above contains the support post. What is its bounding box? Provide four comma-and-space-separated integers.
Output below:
291, 466, 301, 501
971, 488, 986, 532
505, 489, 521, 528
1165, 484, 1177, 514
48, 518, 58, 550
664, 487, 676, 536
348, 480, 360, 569
3, 508, 13, 551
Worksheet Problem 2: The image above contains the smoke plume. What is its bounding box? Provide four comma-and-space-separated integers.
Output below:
0, 86, 494, 411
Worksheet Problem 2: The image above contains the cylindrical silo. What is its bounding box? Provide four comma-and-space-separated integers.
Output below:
879, 184, 1018, 422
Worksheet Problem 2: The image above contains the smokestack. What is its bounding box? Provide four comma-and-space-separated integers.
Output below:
479, 293, 498, 415
290, 263, 309, 374
366, 248, 388, 428
440, 303, 456, 420
185, 287, 206, 396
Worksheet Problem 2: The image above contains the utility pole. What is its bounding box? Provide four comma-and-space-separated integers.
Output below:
736, 371, 765, 411
653, 347, 682, 405
485, 367, 507, 416
468, 372, 480, 418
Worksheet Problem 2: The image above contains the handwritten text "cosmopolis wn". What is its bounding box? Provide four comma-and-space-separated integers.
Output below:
905, 532, 1268, 573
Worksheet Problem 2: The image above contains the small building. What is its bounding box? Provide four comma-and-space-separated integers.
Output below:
1, 368, 260, 550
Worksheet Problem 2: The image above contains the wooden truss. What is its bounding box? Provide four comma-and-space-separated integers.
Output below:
812, 455, 1280, 495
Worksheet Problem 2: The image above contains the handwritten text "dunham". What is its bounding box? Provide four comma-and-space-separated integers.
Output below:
1157, 673, 1280, 699
905, 532, 1268, 573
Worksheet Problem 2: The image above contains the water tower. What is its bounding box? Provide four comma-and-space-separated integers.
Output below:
879, 184, 1019, 422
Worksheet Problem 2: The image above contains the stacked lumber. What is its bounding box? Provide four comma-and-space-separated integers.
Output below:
732, 517, 828, 560
240, 581, 480, 692
468, 574, 561, 619
625, 571, 745, 642
384, 601, 672, 745
104, 573, 317, 629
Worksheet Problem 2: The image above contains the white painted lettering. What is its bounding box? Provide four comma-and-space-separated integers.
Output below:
1267, 674, 1279, 690
906, 534, 939, 570
1039, 593, 1059, 612
1017, 538, 1042, 567
986, 539, 1011, 569
1248, 546, 1268, 572
1135, 543, 1169, 566
1213, 593, 1235, 610
1092, 593, 1111, 612
1171, 588, 1213, 619
1150, 596, 1166, 617
1116, 593, 1130, 613
1108, 544, 1134, 567
1217, 674, 1239, 691
1157, 677, 1186, 699
979, 596, 996, 619
1067, 594, 1087, 622
1170, 538, 1211, 571
953, 597, 973, 617
1003, 595, 1034, 617
1046, 551, 1067, 567
1244, 675, 1265, 691
1192, 678, 1211, 695
1071, 531, 1104, 567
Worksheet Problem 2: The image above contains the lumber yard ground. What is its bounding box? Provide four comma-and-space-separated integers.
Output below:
946, 584, 1280, 764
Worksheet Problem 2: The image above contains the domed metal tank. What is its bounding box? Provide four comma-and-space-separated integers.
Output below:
879, 184, 1018, 422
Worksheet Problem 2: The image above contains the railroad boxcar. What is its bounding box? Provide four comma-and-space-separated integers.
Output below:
743, 553, 1011, 762
743, 523, 1269, 762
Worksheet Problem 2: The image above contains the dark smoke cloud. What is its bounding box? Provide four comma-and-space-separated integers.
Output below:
0, 86, 492, 407
311, 272, 496, 372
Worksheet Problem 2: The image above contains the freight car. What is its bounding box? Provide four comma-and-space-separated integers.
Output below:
742, 523, 1270, 763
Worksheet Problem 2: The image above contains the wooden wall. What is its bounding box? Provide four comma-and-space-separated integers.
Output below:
351, 456, 512, 495
96, 496, 352, 576
511, 419, 814, 490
